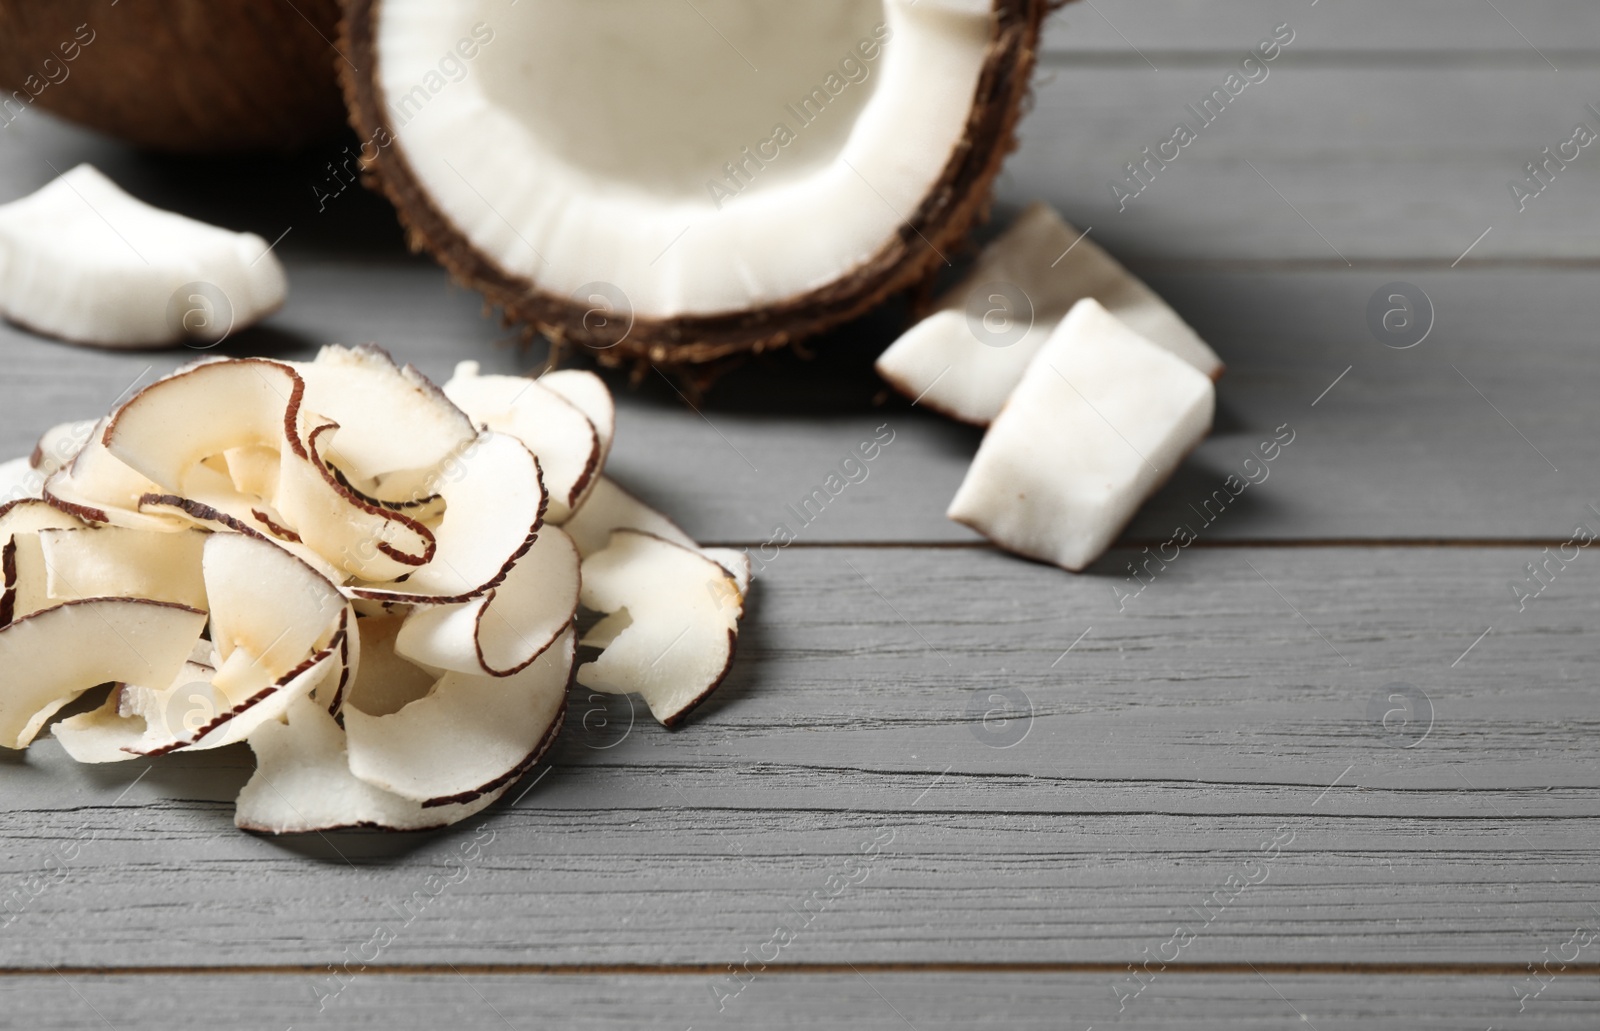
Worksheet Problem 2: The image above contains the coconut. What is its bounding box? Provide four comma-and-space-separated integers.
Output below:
0, 0, 346, 154
340, 0, 1058, 371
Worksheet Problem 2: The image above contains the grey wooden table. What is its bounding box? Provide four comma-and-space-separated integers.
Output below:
3, 1, 1600, 1027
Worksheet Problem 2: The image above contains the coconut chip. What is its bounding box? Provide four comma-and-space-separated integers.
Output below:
0, 354, 743, 833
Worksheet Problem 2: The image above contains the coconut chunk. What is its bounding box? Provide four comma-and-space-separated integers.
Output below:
347, 432, 545, 605
577, 530, 743, 726
290, 344, 477, 479
0, 164, 287, 348
947, 297, 1215, 571
236, 695, 513, 834
0, 598, 207, 749
38, 526, 208, 609
345, 627, 573, 806
395, 526, 579, 677
443, 361, 602, 523
876, 202, 1223, 425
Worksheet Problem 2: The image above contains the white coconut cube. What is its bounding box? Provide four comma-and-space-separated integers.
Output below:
876, 201, 1221, 425
947, 297, 1215, 571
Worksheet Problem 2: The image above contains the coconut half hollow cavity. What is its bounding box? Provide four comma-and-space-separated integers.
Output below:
340, 0, 1056, 370
0, 348, 747, 832
0, 165, 287, 349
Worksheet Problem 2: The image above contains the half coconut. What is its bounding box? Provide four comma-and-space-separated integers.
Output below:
341, 0, 1056, 369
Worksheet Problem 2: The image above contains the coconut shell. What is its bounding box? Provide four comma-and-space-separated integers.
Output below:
0, 0, 347, 154
340, 0, 1065, 373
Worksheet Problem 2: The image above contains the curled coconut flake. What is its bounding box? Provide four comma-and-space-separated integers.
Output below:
443, 361, 601, 523
538, 369, 615, 483
562, 476, 749, 590
290, 344, 477, 481
345, 626, 573, 806
346, 431, 546, 605
394, 525, 580, 677
1, 501, 87, 628
30, 419, 96, 478
236, 694, 514, 834
0, 598, 207, 749
37, 526, 209, 610
577, 530, 743, 727
103, 358, 438, 581
43, 422, 185, 532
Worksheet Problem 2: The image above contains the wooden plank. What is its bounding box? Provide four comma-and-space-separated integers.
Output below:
7, 259, 1597, 543
1043, 0, 1600, 55
9, 970, 1600, 1030
1010, 65, 1600, 262
1, 546, 1597, 968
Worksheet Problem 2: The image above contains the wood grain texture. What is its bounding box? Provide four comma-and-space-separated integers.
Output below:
1, 10, 1598, 1027
8, 971, 1600, 1030
1, 547, 1596, 969
1044, 0, 1600, 54
3, 260, 1597, 543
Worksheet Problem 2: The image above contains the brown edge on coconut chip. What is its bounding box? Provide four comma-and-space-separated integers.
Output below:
579, 528, 744, 727
103, 357, 311, 462
420, 687, 570, 809
140, 493, 284, 543
301, 418, 436, 566
339, 0, 1059, 375
658, 626, 739, 729
621, 529, 741, 729
0, 538, 15, 628
139, 610, 349, 758
346, 447, 548, 606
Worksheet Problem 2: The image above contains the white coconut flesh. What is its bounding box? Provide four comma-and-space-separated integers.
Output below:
577, 530, 743, 726
876, 202, 1224, 425
395, 525, 580, 677
345, 431, 545, 604
289, 344, 478, 480
0, 355, 744, 831
560, 475, 750, 590
443, 361, 600, 523
0, 500, 86, 626
373, 0, 994, 317
0, 164, 287, 348
31, 419, 97, 477
947, 297, 1216, 571
236, 695, 513, 834
345, 627, 573, 806
37, 526, 209, 610
0, 599, 208, 749
538, 370, 615, 473
0, 457, 45, 503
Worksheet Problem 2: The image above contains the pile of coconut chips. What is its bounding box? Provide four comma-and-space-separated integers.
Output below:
0, 347, 747, 833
